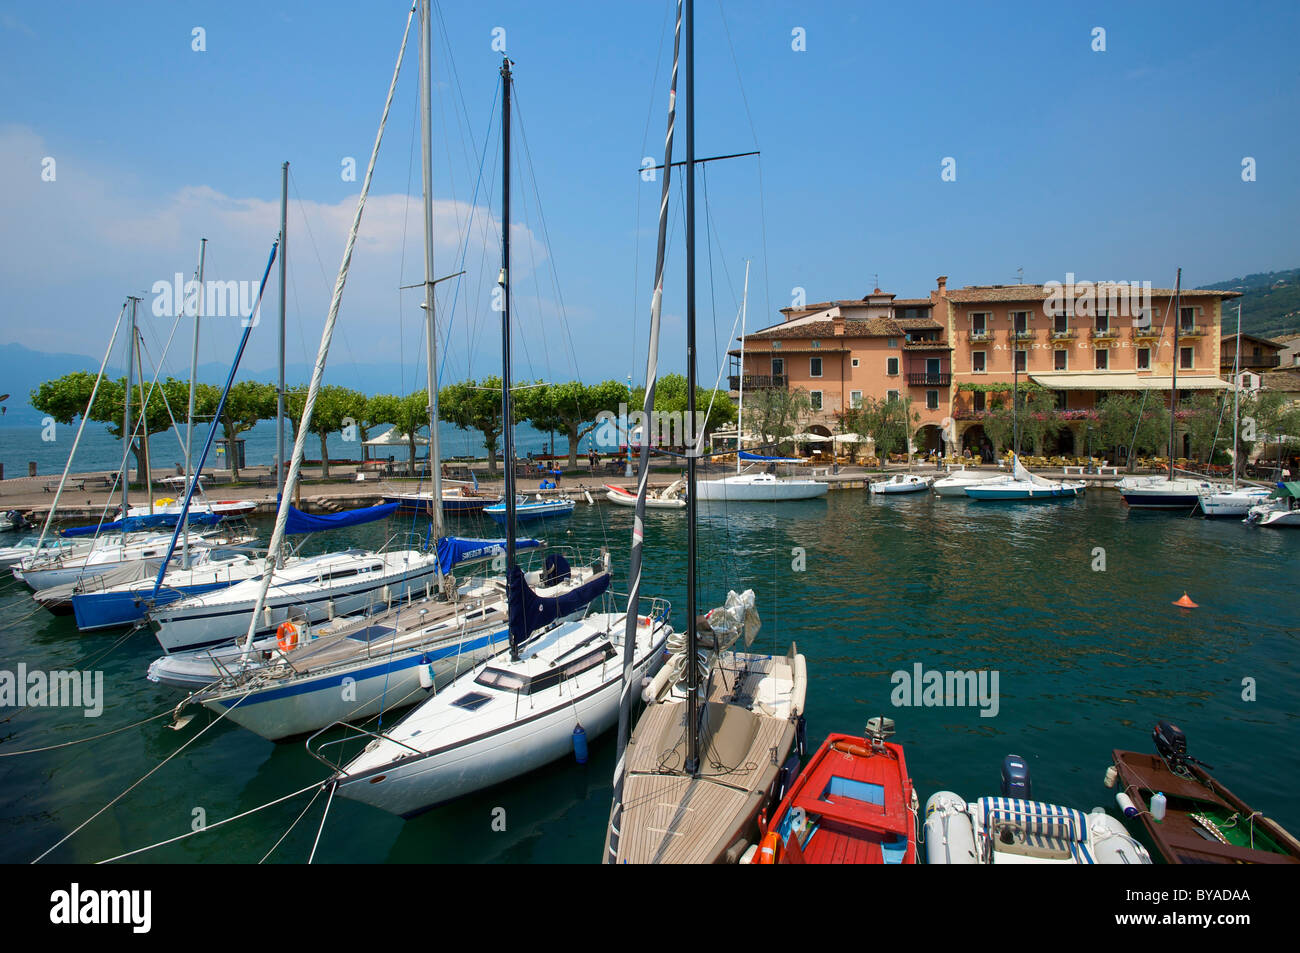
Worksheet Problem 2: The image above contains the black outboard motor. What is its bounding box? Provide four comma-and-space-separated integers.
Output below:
1001, 754, 1031, 799
1153, 719, 1187, 769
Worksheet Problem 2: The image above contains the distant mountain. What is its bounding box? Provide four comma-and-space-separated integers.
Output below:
1196, 268, 1300, 339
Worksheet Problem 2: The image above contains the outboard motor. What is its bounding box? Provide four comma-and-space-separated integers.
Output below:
1001, 754, 1031, 799
1153, 719, 1187, 769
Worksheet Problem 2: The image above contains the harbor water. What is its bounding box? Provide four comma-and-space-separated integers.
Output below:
1, 488, 1296, 863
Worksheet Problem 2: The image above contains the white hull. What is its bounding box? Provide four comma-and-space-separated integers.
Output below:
870, 475, 932, 494
932, 472, 997, 497
334, 612, 669, 816
149, 550, 441, 652
1198, 487, 1272, 518
695, 473, 827, 502
21, 535, 218, 592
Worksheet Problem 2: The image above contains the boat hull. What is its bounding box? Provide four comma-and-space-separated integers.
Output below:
966, 484, 1084, 501
72, 579, 236, 632
695, 479, 828, 502
483, 500, 576, 523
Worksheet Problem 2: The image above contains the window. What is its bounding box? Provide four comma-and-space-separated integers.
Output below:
926, 390, 939, 410
810, 356, 823, 378
1014, 349, 1027, 372
810, 340, 821, 348
1180, 347, 1193, 369
1095, 349, 1109, 370
810, 390, 823, 411
887, 389, 900, 402
851, 357, 860, 368
1180, 306, 1196, 331
1055, 391, 1068, 410
850, 390, 862, 408
1137, 347, 1150, 370
886, 357, 899, 375
1095, 312, 1109, 333
1054, 349, 1067, 371
972, 351, 986, 373
971, 313, 988, 334
888, 338, 899, 348
1053, 312, 1069, 334
1012, 311, 1028, 333
771, 341, 782, 350
771, 357, 784, 377
972, 391, 986, 413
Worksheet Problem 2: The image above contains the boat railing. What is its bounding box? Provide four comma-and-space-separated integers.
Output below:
304, 720, 425, 774
607, 590, 672, 627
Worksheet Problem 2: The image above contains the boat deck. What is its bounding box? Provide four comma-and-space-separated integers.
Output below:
613, 654, 797, 864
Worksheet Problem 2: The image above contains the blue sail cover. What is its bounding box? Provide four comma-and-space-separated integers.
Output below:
739, 450, 801, 463
435, 536, 540, 574
507, 564, 610, 652
284, 502, 400, 534
61, 511, 224, 537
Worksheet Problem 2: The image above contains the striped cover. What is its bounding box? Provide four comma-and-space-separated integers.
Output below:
977, 797, 1094, 864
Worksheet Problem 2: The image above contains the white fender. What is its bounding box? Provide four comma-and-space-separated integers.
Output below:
789, 654, 807, 717
1088, 811, 1152, 864
643, 661, 676, 703
924, 792, 977, 865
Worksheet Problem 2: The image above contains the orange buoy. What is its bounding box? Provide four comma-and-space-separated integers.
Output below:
1173, 592, 1199, 609
276, 621, 299, 651
755, 830, 782, 864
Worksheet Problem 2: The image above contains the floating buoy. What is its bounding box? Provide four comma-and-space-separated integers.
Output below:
417, 655, 435, 690
572, 724, 588, 764
1103, 765, 1118, 789
1115, 791, 1139, 817
1173, 592, 1199, 608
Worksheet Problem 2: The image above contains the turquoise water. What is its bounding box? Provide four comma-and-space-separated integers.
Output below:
1, 490, 1296, 863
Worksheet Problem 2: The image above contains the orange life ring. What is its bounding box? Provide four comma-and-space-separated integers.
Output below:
276, 621, 299, 652
755, 830, 782, 864
831, 740, 872, 758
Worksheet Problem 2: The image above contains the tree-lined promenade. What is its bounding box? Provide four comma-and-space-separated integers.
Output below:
29, 373, 737, 482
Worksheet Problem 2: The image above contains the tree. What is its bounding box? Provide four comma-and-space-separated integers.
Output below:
441, 377, 509, 473
308, 385, 367, 479
1092, 393, 1170, 470
31, 373, 191, 484
521, 379, 629, 468
849, 394, 919, 459
198, 380, 276, 482
1179, 391, 1225, 464
734, 386, 807, 456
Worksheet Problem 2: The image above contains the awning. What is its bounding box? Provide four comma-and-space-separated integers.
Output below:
791, 432, 832, 442
1029, 372, 1230, 391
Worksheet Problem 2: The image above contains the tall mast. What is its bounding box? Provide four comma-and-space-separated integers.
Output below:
123, 295, 139, 512
135, 324, 152, 513
184, 238, 206, 569
1231, 301, 1241, 490
421, 0, 445, 542
1169, 267, 1181, 481
684, 0, 700, 777
737, 259, 749, 474
277, 162, 288, 567
501, 54, 519, 655
1012, 317, 1020, 460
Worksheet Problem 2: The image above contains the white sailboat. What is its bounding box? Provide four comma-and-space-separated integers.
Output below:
604, 479, 685, 508
932, 466, 999, 497
605, 1, 809, 865
327, 51, 667, 814
870, 473, 933, 495
696, 260, 828, 503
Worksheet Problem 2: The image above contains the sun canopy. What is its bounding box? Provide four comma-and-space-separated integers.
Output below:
791, 432, 832, 442
285, 502, 399, 534
61, 511, 224, 537
435, 536, 540, 574
739, 450, 801, 463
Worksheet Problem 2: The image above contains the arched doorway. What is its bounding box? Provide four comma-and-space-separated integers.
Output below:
915, 424, 944, 455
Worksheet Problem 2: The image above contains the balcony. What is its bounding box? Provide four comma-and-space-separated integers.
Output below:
1049, 329, 1076, 340
1222, 354, 1281, 369
903, 338, 950, 350
908, 373, 952, 387
1177, 324, 1205, 338
1009, 330, 1036, 342
1091, 328, 1119, 341
729, 374, 786, 391
1131, 326, 1162, 341
968, 329, 991, 343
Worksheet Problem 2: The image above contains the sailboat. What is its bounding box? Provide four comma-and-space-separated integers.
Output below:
604, 478, 685, 508
1199, 303, 1272, 517
322, 49, 669, 815
695, 261, 828, 503
605, 0, 808, 865
149, 12, 608, 736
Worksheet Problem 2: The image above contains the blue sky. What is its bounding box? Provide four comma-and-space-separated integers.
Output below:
1, 0, 1297, 395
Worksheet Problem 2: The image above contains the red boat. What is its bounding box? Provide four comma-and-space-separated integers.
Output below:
749, 717, 918, 864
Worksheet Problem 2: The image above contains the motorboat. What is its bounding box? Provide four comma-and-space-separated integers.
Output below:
1117, 475, 1215, 510
604, 480, 685, 509
1108, 720, 1300, 864
385, 485, 496, 515
0, 534, 90, 570
483, 494, 576, 523
19, 529, 237, 593
1197, 485, 1272, 518
748, 718, 917, 864
932, 467, 998, 498
695, 471, 827, 502
925, 754, 1150, 864
1245, 481, 1300, 527
869, 473, 932, 495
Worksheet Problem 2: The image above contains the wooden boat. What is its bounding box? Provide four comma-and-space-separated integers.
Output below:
1109, 720, 1300, 864
749, 718, 917, 864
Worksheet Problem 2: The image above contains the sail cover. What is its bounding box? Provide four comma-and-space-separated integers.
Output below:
61, 512, 223, 537
507, 564, 610, 652
435, 536, 540, 574
739, 450, 801, 463
284, 502, 399, 534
